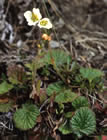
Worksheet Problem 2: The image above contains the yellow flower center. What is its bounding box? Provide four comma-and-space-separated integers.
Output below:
40, 20, 48, 26
31, 12, 39, 22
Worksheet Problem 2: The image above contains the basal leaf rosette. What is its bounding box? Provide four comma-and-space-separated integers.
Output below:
13, 103, 40, 130
71, 107, 96, 138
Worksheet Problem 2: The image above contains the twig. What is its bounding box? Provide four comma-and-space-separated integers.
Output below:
39, 99, 49, 112
88, 94, 103, 104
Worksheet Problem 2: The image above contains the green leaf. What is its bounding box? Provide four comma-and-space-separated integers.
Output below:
0, 81, 13, 95
59, 120, 72, 135
56, 103, 64, 114
47, 83, 77, 103
7, 65, 27, 85
71, 107, 96, 138
41, 49, 71, 67
80, 67, 103, 83
46, 81, 64, 96
13, 103, 40, 130
25, 59, 44, 72
71, 61, 79, 72
0, 101, 13, 112
25, 63, 34, 71
64, 112, 73, 118
55, 90, 77, 104
72, 96, 89, 110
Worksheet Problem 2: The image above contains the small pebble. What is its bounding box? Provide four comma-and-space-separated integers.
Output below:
49, 40, 60, 48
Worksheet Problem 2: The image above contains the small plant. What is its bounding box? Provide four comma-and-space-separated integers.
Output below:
0, 7, 105, 140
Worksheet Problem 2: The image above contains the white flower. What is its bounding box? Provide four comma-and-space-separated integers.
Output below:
24, 8, 53, 29
24, 8, 42, 26
38, 18, 52, 29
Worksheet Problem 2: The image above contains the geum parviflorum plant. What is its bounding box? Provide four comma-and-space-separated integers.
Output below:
0, 7, 105, 140
12, 8, 104, 138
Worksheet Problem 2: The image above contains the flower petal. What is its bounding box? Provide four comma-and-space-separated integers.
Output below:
38, 18, 52, 29
24, 11, 32, 22
24, 12, 37, 26
24, 8, 42, 26
33, 8, 42, 20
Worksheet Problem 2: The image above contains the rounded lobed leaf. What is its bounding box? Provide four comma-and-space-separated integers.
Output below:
46, 81, 64, 96
71, 107, 96, 138
55, 90, 77, 104
0, 81, 13, 95
59, 120, 72, 135
13, 103, 40, 130
80, 67, 103, 83
72, 96, 89, 110
40, 49, 71, 67
0, 101, 13, 113
7, 64, 27, 85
